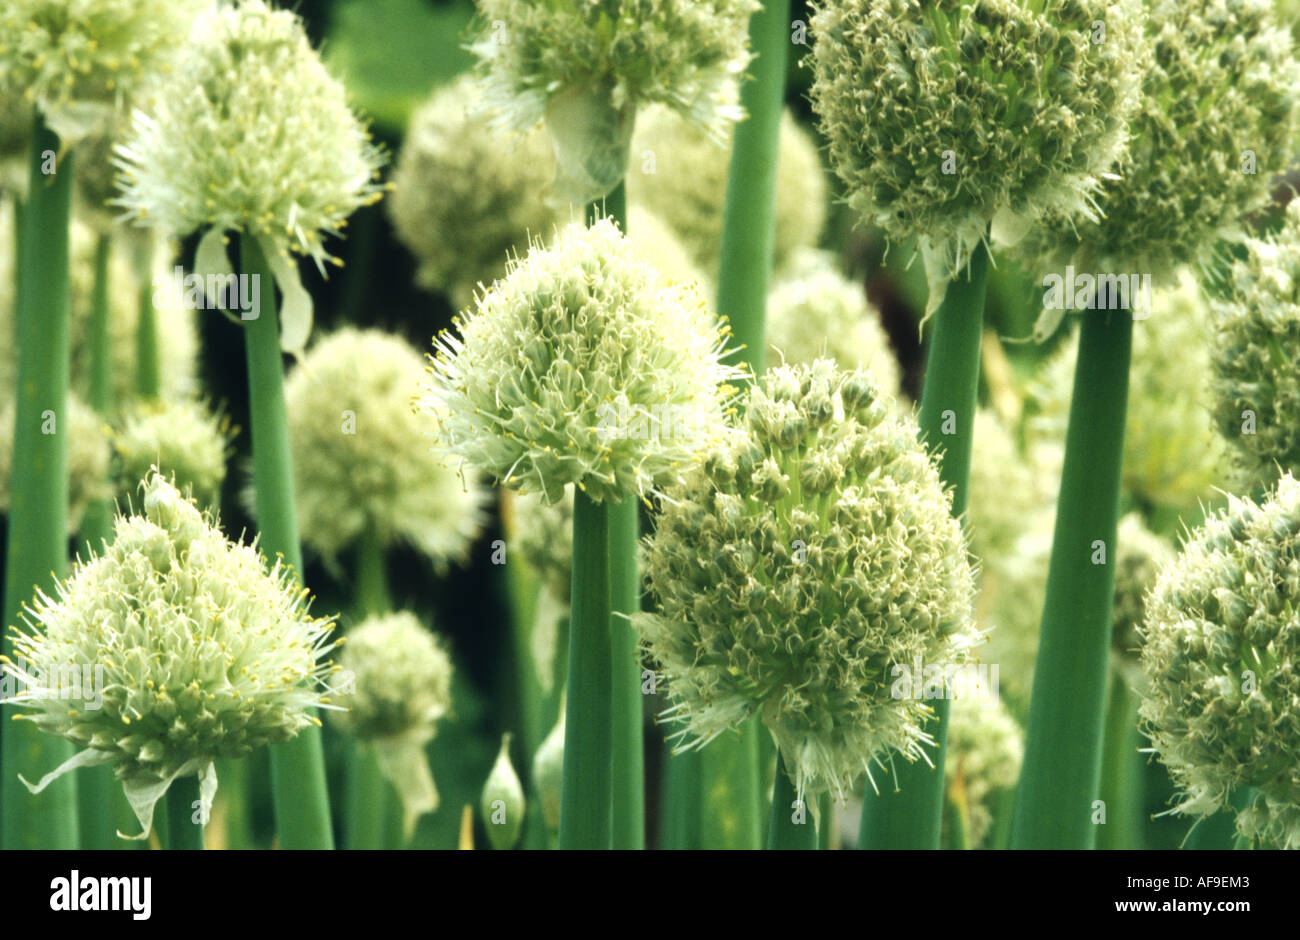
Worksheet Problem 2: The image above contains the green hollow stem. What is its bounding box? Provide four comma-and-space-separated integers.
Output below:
346, 743, 389, 850
558, 490, 612, 849
766, 752, 817, 850
135, 278, 160, 399
165, 775, 205, 850
859, 242, 989, 850
1011, 309, 1133, 850
945, 784, 969, 851
659, 745, 702, 849
1, 114, 80, 851
240, 235, 335, 850
1097, 667, 1144, 849
699, 724, 763, 849
353, 530, 391, 619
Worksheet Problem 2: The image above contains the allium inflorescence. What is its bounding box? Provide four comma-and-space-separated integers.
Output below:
1139, 473, 1300, 849
1018, 0, 1300, 287
113, 0, 386, 356
330, 611, 453, 834
388, 76, 559, 310
470, 0, 758, 203
419, 219, 744, 504
284, 327, 486, 569
1111, 512, 1175, 667
1211, 198, 1300, 487
3, 472, 338, 838
112, 398, 232, 510
637, 359, 979, 799
945, 688, 1023, 848
808, 0, 1145, 314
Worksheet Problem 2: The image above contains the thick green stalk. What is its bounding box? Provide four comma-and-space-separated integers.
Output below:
1097, 667, 1144, 849
240, 235, 335, 850
1, 115, 80, 850
659, 745, 702, 849
945, 785, 969, 851
165, 775, 205, 850
766, 753, 817, 850
558, 490, 612, 849
859, 243, 989, 849
346, 744, 389, 850
699, 725, 763, 849
1011, 310, 1133, 849
353, 530, 391, 619
135, 278, 160, 399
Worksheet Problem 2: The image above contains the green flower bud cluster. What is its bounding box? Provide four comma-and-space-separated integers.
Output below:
945, 688, 1023, 848
420, 218, 744, 504
284, 327, 487, 569
766, 253, 900, 394
1018, 0, 1300, 278
3, 472, 338, 838
1211, 198, 1300, 487
480, 733, 525, 850
637, 359, 979, 798
0, 0, 204, 143
1139, 473, 1300, 849
627, 105, 827, 279
808, 0, 1146, 313
112, 398, 232, 511
388, 76, 560, 311
0, 391, 111, 534
470, 0, 759, 202
329, 610, 453, 834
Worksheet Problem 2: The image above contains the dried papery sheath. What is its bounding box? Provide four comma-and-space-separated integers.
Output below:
1211, 198, 1300, 487
112, 398, 232, 511
283, 327, 486, 569
419, 218, 745, 505
112, 0, 386, 356
329, 611, 453, 837
627, 105, 826, 278
0, 0, 204, 144
388, 76, 560, 310
1139, 473, 1300, 850
1017, 0, 1300, 336
470, 0, 759, 204
2, 472, 338, 839
808, 0, 1146, 316
637, 360, 979, 800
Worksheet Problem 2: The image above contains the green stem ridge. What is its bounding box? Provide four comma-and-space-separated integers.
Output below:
346, 743, 389, 850
858, 242, 989, 850
608, 496, 645, 849
165, 775, 205, 850
135, 277, 160, 399
558, 490, 612, 849
353, 529, 391, 620
1, 113, 80, 850
240, 235, 335, 850
766, 752, 817, 850
1011, 309, 1133, 850
1096, 666, 1144, 850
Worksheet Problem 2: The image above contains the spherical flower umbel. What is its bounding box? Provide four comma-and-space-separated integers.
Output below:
388, 76, 560, 310
112, 398, 232, 510
113, 0, 386, 356
470, 0, 758, 203
808, 0, 1146, 315
284, 327, 486, 569
945, 687, 1023, 848
637, 359, 980, 799
1211, 198, 1300, 487
1139, 473, 1300, 849
2, 472, 338, 839
420, 218, 745, 504
329, 611, 453, 836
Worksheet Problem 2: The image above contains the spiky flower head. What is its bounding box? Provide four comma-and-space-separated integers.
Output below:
480, 733, 525, 850
112, 398, 232, 510
113, 0, 386, 357
1017, 0, 1300, 321
1139, 473, 1300, 849
945, 685, 1023, 848
0, 392, 111, 535
388, 76, 560, 310
626, 205, 708, 290
0, 0, 204, 144
2, 472, 337, 838
330, 611, 453, 835
284, 327, 486, 569
470, 0, 758, 203
628, 105, 826, 279
420, 218, 744, 504
766, 254, 900, 393
808, 0, 1146, 316
637, 359, 979, 798
1026, 271, 1228, 512
1112, 512, 1175, 668
1211, 198, 1300, 488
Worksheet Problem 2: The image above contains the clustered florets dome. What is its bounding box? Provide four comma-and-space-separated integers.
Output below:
808, 0, 1146, 314
284, 327, 486, 569
470, 0, 758, 202
387, 76, 560, 310
419, 218, 744, 504
3, 472, 337, 838
112, 398, 232, 510
1139, 473, 1300, 849
1211, 198, 1300, 487
637, 359, 979, 799
945, 688, 1023, 848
